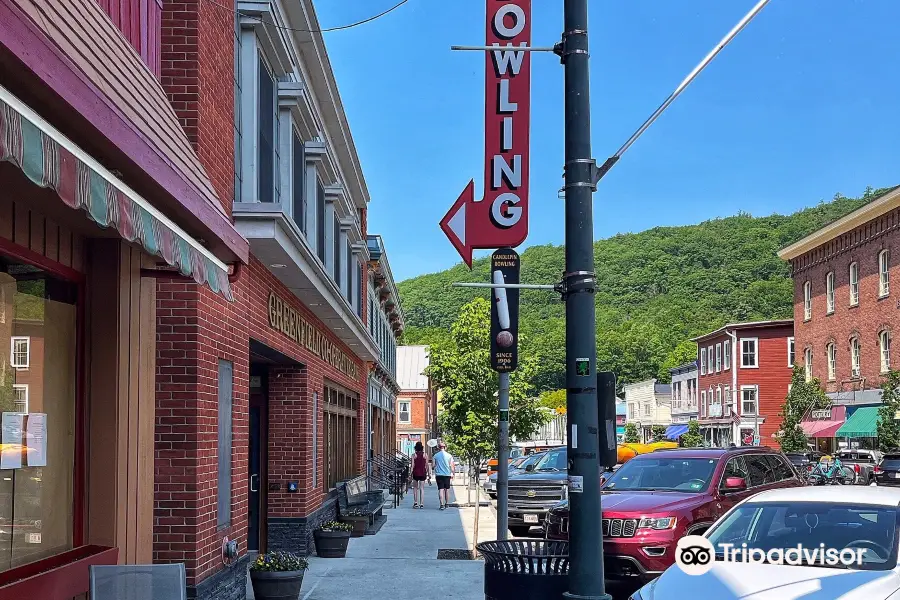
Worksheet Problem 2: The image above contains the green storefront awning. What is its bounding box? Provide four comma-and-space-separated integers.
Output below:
835, 407, 880, 438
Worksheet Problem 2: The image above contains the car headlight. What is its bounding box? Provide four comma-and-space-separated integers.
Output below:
638, 517, 676, 530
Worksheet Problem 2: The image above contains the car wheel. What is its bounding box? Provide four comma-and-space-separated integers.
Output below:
509, 526, 532, 538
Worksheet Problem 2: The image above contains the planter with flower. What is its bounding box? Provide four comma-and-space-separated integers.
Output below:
314, 521, 353, 557
339, 508, 369, 537
249, 551, 308, 600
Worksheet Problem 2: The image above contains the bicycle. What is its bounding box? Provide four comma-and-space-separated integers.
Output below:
807, 455, 855, 485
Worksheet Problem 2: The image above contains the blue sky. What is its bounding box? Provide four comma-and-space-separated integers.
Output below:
314, 0, 900, 282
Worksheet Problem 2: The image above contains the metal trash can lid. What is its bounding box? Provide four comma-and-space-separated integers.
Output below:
477, 540, 570, 574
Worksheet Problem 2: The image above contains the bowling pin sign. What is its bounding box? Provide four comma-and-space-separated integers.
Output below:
490, 248, 520, 372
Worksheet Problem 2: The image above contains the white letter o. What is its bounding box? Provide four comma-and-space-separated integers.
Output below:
494, 4, 526, 39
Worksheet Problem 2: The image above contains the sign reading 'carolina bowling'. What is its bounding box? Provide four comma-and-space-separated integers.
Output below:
267, 293, 358, 379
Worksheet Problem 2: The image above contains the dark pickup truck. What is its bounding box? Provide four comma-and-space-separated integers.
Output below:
506, 447, 568, 537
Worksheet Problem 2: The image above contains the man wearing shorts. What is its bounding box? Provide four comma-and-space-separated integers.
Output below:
432, 443, 455, 510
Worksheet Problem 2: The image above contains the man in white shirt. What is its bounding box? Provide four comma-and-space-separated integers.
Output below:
432, 443, 455, 510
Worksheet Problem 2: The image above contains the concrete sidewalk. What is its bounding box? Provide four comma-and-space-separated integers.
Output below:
250, 478, 495, 600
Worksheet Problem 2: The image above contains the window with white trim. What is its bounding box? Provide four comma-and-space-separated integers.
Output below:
715, 344, 722, 372
12, 384, 27, 413
788, 337, 795, 367
257, 55, 277, 204
741, 338, 758, 368
881, 330, 892, 373
700, 348, 707, 375
723, 341, 731, 370
880, 250, 890, 297
741, 386, 758, 415
803, 281, 811, 320
644, 403, 651, 417
700, 391, 706, 417
399, 401, 411, 424
826, 271, 835, 313
723, 386, 731, 415
805, 347, 813, 382
851, 337, 861, 378
849, 262, 859, 306
827, 343, 836, 381
10, 337, 28, 369
707, 346, 713, 371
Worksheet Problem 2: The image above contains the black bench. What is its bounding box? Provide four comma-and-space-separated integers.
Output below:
338, 476, 384, 525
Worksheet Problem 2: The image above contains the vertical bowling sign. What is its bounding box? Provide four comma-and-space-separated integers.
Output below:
490, 248, 520, 372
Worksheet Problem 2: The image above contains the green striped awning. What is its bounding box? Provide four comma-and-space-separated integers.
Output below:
835, 406, 880, 439
0, 85, 233, 300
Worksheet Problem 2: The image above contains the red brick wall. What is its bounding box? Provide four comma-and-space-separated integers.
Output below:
154, 257, 368, 585
792, 226, 898, 392
160, 0, 234, 210
398, 390, 430, 431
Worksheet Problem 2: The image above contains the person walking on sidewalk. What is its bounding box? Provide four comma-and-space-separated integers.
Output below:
433, 443, 455, 510
411, 442, 430, 508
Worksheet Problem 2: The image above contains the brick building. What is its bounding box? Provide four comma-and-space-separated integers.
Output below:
366, 235, 402, 460
694, 321, 794, 448
778, 186, 900, 445
396, 345, 437, 453
0, 0, 248, 597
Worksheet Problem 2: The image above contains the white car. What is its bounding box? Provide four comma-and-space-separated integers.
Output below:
631, 486, 900, 600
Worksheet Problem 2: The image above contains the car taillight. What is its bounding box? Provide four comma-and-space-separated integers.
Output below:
875, 465, 883, 474
807, 464, 813, 472
854, 464, 860, 473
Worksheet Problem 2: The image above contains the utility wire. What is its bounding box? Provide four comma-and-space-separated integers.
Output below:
204, 0, 410, 34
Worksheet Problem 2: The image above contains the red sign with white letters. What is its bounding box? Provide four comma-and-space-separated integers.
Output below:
441, 0, 531, 267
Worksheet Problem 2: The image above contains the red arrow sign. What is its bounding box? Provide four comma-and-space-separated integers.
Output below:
441, 0, 531, 267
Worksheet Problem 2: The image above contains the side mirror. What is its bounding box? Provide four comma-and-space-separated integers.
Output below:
724, 476, 747, 491
525, 464, 535, 472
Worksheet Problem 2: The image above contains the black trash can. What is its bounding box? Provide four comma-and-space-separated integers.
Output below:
476, 539, 569, 600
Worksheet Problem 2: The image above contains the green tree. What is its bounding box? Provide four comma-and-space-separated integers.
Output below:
623, 422, 640, 443
427, 298, 548, 468
877, 371, 900, 450
776, 366, 830, 452
680, 420, 703, 448
658, 341, 698, 382
650, 424, 667, 442
539, 389, 566, 414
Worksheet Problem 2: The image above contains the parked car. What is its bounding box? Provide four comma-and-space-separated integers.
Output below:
784, 451, 822, 478
483, 451, 548, 498
629, 486, 900, 600
506, 447, 568, 536
836, 449, 882, 485
874, 451, 900, 486
544, 447, 803, 585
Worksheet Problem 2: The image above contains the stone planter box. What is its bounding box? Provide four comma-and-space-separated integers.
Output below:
249, 569, 305, 600
313, 529, 351, 558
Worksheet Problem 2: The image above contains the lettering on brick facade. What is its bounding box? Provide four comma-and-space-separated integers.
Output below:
267, 292, 359, 379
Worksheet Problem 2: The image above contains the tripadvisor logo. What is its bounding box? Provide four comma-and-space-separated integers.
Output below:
674, 535, 867, 576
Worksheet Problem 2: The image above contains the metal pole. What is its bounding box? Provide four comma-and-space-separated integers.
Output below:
561, 1, 608, 598
497, 372, 510, 539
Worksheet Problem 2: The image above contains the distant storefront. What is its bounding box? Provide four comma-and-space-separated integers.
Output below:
800, 405, 846, 454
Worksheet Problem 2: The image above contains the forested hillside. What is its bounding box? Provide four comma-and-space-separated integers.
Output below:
399, 187, 894, 392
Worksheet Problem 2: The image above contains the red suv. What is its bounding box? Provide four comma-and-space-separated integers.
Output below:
543, 447, 802, 584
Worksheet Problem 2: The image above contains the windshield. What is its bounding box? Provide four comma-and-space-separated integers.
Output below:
510, 457, 527, 469
706, 502, 898, 571
520, 453, 544, 469
534, 449, 567, 472
604, 457, 717, 492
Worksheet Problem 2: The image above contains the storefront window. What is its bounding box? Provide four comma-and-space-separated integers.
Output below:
323, 383, 359, 489
0, 260, 77, 571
